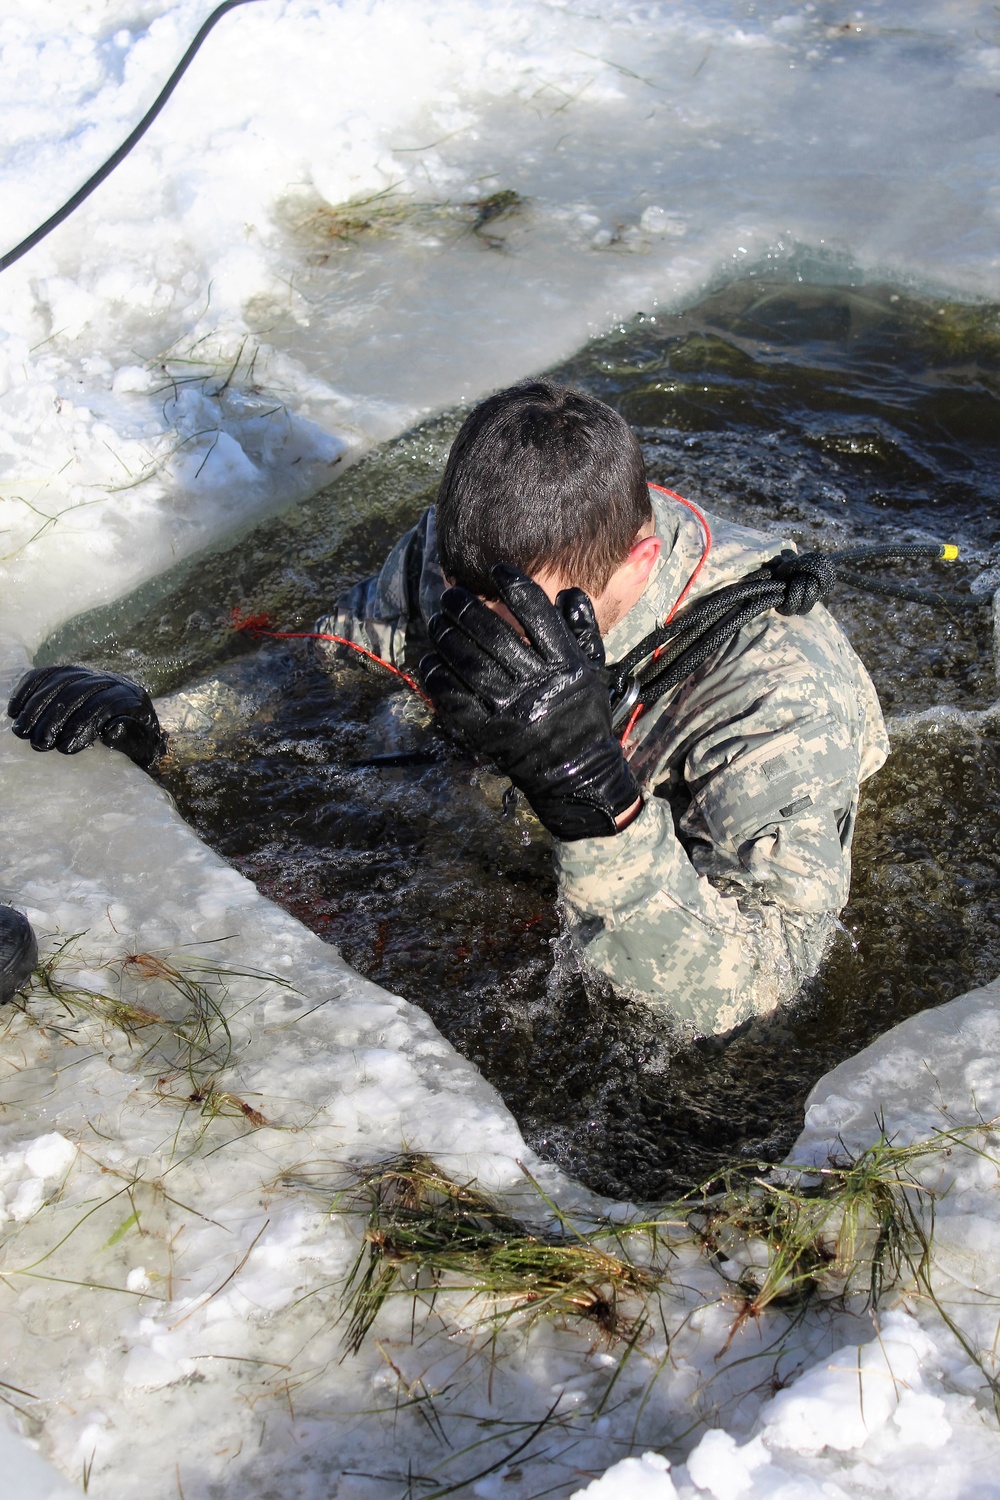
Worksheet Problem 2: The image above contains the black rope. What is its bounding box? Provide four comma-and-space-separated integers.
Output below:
609, 540, 981, 724
0, 0, 266, 275
831, 568, 971, 606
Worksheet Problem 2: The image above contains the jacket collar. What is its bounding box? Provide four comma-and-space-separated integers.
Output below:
602, 488, 706, 662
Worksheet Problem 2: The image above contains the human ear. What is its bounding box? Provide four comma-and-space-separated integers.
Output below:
629, 533, 661, 582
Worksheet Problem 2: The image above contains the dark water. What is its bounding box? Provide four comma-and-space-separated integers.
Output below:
42, 279, 1000, 1200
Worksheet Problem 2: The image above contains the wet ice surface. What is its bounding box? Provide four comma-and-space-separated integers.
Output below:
48, 279, 1000, 1200
5, 0, 1000, 650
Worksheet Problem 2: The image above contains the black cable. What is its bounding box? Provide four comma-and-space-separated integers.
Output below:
611, 569, 785, 685
629, 588, 788, 709
0, 0, 266, 275
819, 542, 945, 565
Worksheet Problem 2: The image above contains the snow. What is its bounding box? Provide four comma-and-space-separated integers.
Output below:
574, 972, 1000, 1500
757, 1312, 942, 1456
685, 1432, 770, 1500
2, 0, 1000, 1496
0, 1421, 76, 1500
573, 1450, 679, 1499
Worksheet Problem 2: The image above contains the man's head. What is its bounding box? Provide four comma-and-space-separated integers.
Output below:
437, 381, 660, 632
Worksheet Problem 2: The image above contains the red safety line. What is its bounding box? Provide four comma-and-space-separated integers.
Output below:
620, 700, 645, 745
621, 485, 713, 748
229, 609, 432, 704
230, 486, 714, 750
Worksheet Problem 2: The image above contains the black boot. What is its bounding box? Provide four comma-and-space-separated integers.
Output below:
0, 904, 37, 1005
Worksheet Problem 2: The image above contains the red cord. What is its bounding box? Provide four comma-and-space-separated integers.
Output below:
620, 701, 645, 743
229, 608, 432, 704
620, 486, 713, 748
230, 486, 713, 750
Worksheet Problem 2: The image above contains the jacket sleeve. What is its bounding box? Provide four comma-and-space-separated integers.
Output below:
313, 507, 447, 672
553, 607, 887, 1032
553, 783, 854, 1036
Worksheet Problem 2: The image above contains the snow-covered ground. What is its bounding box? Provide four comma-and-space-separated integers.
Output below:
2, 1, 1000, 1495
579, 965, 1000, 1500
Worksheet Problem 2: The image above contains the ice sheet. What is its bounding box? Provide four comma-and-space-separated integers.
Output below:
3, 0, 1000, 647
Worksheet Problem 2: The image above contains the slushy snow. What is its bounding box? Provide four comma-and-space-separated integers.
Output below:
2, 1, 1000, 1496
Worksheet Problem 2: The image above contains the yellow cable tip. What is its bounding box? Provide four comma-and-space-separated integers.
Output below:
941, 543, 960, 561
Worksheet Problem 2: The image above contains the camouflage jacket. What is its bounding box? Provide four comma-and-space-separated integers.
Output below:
317, 490, 888, 1034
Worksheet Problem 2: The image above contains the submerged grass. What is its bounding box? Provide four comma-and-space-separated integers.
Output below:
10, 932, 292, 1128
287, 185, 526, 257
291, 185, 423, 246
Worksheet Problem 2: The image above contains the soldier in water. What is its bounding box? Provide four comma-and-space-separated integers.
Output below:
6, 382, 887, 1034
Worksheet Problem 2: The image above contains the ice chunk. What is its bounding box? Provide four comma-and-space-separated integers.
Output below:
640, 207, 688, 237
759, 1311, 935, 1453
571, 1450, 678, 1499
23, 1134, 76, 1181
9, 1178, 46, 1222
685, 1431, 770, 1500
891, 1389, 952, 1448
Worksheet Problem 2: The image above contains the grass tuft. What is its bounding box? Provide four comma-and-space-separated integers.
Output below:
678, 1128, 943, 1320
325, 1155, 658, 1354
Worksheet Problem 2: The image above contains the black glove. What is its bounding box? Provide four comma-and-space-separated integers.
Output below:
7, 665, 164, 770
0, 904, 37, 1006
421, 564, 640, 841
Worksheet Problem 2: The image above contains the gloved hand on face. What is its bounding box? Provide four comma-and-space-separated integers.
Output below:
421, 563, 641, 841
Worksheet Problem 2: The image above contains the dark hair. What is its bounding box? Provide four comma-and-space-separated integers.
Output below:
436, 380, 651, 598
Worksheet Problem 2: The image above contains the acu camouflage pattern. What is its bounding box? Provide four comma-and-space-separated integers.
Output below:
317, 488, 888, 1036
315, 508, 447, 673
